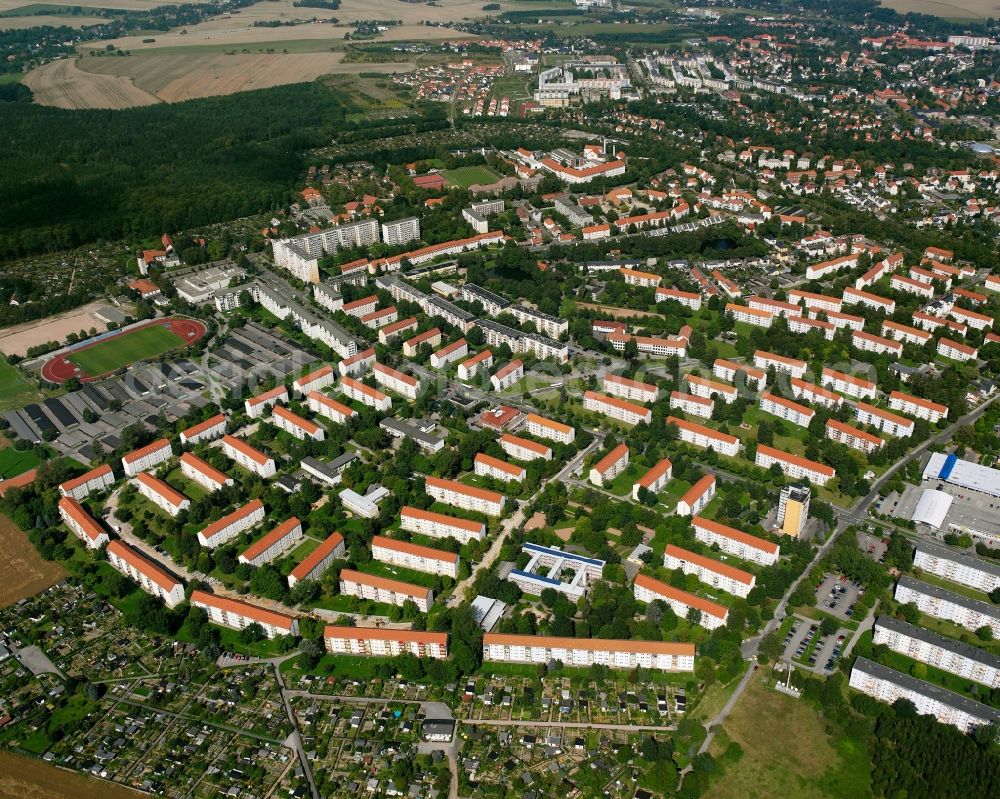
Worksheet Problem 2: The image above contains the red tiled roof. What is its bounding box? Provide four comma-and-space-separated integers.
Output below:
191, 589, 296, 631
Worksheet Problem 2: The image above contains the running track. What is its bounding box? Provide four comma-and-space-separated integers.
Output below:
40, 318, 207, 384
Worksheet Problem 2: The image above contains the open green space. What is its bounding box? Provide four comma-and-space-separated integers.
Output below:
0, 447, 40, 478
68, 324, 185, 377
0, 358, 41, 412
442, 165, 501, 188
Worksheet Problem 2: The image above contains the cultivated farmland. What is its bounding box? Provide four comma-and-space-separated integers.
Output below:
23, 57, 159, 109
0, 515, 66, 608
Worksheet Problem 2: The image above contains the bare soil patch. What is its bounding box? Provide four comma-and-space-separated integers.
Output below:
0, 514, 66, 609
576, 302, 662, 319
23, 57, 159, 109
879, 0, 998, 17
0, 301, 121, 358
0, 750, 144, 799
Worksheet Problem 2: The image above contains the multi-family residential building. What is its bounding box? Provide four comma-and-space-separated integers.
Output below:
339, 569, 433, 612
490, 359, 524, 391
755, 444, 835, 486
293, 365, 335, 396
271, 405, 325, 442
482, 633, 695, 672
401, 327, 441, 356
474, 452, 526, 483
122, 438, 173, 477
855, 402, 915, 438
221, 435, 277, 478
758, 392, 814, 428
951, 306, 993, 331
584, 390, 652, 426
430, 339, 469, 369
287, 531, 345, 587
655, 287, 702, 310
753, 350, 807, 378
191, 590, 298, 638
245, 385, 289, 419
324, 626, 448, 659
788, 316, 835, 340
821, 367, 877, 399
691, 516, 779, 566
888, 390, 948, 423
819, 309, 866, 331
790, 378, 842, 409
106, 540, 185, 608
849, 656, 1000, 734
713, 359, 766, 390
509, 543, 604, 601
360, 306, 399, 330
748, 296, 802, 319
606, 333, 688, 358
238, 517, 303, 567
179, 452, 233, 493
727, 303, 773, 328
583, 441, 627, 486
806, 253, 858, 280
664, 544, 755, 598
307, 391, 357, 425
621, 267, 661, 288
603, 373, 659, 403
400, 505, 486, 544
873, 616, 1000, 689
374, 362, 420, 400
826, 419, 884, 453
524, 412, 575, 444
500, 433, 552, 462
777, 484, 810, 537
842, 287, 896, 314
457, 349, 494, 381
381, 216, 421, 246
676, 474, 716, 516
340, 376, 392, 412
666, 416, 740, 457
881, 321, 931, 347
633, 573, 728, 630
342, 295, 379, 318
371, 535, 459, 579
684, 374, 737, 404
425, 476, 505, 516
938, 337, 978, 362
789, 289, 842, 313
852, 330, 904, 358
136, 472, 190, 517
58, 496, 110, 549
59, 464, 114, 500
670, 390, 713, 419
197, 499, 266, 548
378, 316, 418, 344
895, 575, 1000, 638
179, 413, 227, 446
632, 458, 672, 501
891, 274, 935, 298
479, 319, 569, 363
338, 347, 377, 377
913, 542, 1000, 593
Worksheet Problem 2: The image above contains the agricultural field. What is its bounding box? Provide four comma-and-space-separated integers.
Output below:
66, 324, 184, 376
880, 0, 996, 18
443, 165, 502, 188
0, 514, 66, 608
0, 750, 145, 799
23, 56, 159, 109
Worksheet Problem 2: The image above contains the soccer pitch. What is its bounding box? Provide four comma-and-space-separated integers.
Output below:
68, 325, 185, 377
442, 165, 500, 188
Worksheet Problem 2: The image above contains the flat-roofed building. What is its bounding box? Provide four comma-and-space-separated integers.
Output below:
400, 505, 485, 544
633, 573, 728, 630
684, 374, 737, 404
197, 499, 265, 549
338, 347, 376, 377
287, 531, 345, 587
271, 405, 324, 442
106, 540, 185, 608
755, 444, 834, 486
340, 376, 392, 412
826, 419, 884, 453
677, 474, 716, 516
136, 472, 190, 517
584, 390, 651, 426
670, 390, 713, 419
59, 464, 114, 500
339, 569, 433, 612
632, 458, 672, 501
239, 517, 303, 567
914, 542, 1000, 593
895, 575, 1000, 638
821, 367, 876, 399
179, 452, 233, 493
888, 390, 948, 423
474, 452, 526, 483
372, 535, 459, 579
791, 378, 843, 409
293, 365, 335, 395
179, 413, 227, 446
589, 443, 629, 487
426, 476, 505, 516
307, 391, 357, 425
664, 544, 756, 598
759, 392, 814, 428
692, 516, 779, 565
524, 412, 575, 444
58, 496, 109, 549
325, 625, 448, 659
482, 633, 695, 672
191, 590, 298, 638
221, 435, 276, 478
374, 362, 420, 400
603, 373, 659, 404
245, 385, 288, 418
777, 484, 810, 537
509, 543, 604, 601
666, 416, 740, 457
753, 350, 807, 378
849, 656, 1000, 734
855, 402, 915, 438
457, 349, 494, 381
122, 438, 173, 477
500, 433, 552, 462
491, 359, 524, 391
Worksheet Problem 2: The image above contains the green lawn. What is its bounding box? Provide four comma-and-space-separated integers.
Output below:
0, 447, 40, 478
0, 357, 41, 412
442, 165, 501, 188
68, 324, 185, 377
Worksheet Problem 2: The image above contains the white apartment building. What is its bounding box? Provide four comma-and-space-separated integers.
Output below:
179, 452, 233, 493
664, 544, 756, 598
238, 517, 303, 567
748, 296, 802, 319
881, 321, 931, 347
873, 616, 1000, 689
819, 309, 866, 331
891, 274, 935, 298
122, 438, 173, 477
179, 413, 227, 446
788, 289, 842, 313
677, 474, 716, 516
482, 633, 695, 672
339, 569, 433, 612
713, 359, 766, 391
842, 287, 896, 314
374, 363, 420, 400
952, 306, 994, 331
287, 531, 345, 587
670, 391, 713, 419
197, 498, 266, 548
589, 443, 629, 487
191, 590, 299, 639
632, 458, 672, 501
791, 378, 842, 409
382, 216, 421, 246
361, 306, 399, 330
457, 349, 494, 381
755, 444, 835, 486
621, 267, 661, 288
684, 374, 737, 404
821, 367, 877, 400
307, 391, 357, 425
914, 542, 1000, 593
474, 453, 526, 483
58, 496, 110, 549
342, 295, 379, 318
584, 390, 652, 426
855, 402, 915, 438
604, 373, 659, 404
753, 350, 807, 378
106, 540, 185, 608
524, 412, 575, 444
606, 333, 688, 358
888, 390, 947, 423
293, 365, 335, 395
244, 385, 289, 419
371, 535, 459, 579
759, 392, 814, 428
491, 359, 524, 391
666, 416, 740, 457
633, 574, 728, 630
895, 575, 1000, 638
691, 516, 780, 566
401, 326, 440, 355
221, 435, 277, 478
59, 464, 114, 500
431, 339, 469, 369
788, 316, 835, 340
400, 505, 486, 544
655, 287, 702, 310
727, 303, 773, 328
341, 376, 392, 412
136, 472, 190, 517
425, 476, 505, 516
324, 626, 448, 659
338, 347, 376, 377
271, 405, 325, 442
806, 253, 858, 280
500, 433, 552, 462
938, 337, 978, 362
826, 419, 884, 453
852, 331, 903, 358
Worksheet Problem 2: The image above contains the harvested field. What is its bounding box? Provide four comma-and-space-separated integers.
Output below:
0, 301, 121, 358
0, 750, 144, 799
23, 57, 159, 109
880, 0, 999, 17
0, 514, 66, 609
0, 0, 209, 8
0, 14, 104, 29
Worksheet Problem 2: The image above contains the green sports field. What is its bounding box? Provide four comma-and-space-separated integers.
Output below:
68, 325, 185, 376
0, 358, 41, 412
442, 165, 501, 188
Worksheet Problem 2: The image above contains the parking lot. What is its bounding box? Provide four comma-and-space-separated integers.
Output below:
781, 616, 850, 674
815, 573, 863, 621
